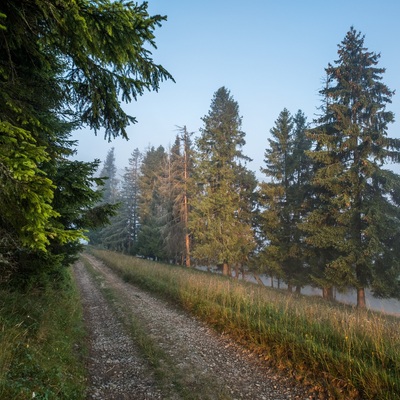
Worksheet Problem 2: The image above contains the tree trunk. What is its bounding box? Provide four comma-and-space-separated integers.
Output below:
222, 262, 229, 276
295, 285, 301, 294
287, 283, 293, 293
253, 273, 265, 286
185, 233, 190, 267
183, 127, 191, 268
357, 287, 366, 308
322, 286, 334, 301
234, 263, 240, 280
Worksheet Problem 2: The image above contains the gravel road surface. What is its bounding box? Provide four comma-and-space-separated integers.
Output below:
73, 254, 319, 399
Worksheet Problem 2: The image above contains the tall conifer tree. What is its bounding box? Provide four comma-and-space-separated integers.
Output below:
258, 109, 311, 291
191, 87, 255, 274
304, 27, 400, 306
93, 148, 142, 252
136, 146, 167, 259
122, 148, 142, 253
161, 127, 194, 266
87, 148, 121, 248
99, 148, 119, 205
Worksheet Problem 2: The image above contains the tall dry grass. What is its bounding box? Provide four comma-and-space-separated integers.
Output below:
90, 248, 400, 399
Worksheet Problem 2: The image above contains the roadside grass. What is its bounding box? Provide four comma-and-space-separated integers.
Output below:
81, 255, 231, 400
89, 248, 400, 400
0, 269, 87, 400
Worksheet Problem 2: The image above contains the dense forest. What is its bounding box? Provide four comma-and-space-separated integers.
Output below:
1, 0, 400, 310
89, 29, 400, 308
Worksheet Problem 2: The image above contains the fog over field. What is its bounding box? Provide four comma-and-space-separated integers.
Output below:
198, 267, 400, 316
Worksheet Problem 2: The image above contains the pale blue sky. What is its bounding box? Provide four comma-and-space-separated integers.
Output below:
72, 0, 400, 177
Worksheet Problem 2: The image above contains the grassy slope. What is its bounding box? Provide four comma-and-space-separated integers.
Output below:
0, 269, 87, 400
90, 248, 400, 400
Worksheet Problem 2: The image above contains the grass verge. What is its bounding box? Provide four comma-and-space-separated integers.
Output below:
0, 269, 87, 399
89, 248, 400, 400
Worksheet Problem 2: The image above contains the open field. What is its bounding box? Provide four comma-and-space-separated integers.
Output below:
239, 274, 400, 316
90, 248, 400, 400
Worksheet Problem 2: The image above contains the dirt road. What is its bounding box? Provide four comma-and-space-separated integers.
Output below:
73, 254, 317, 399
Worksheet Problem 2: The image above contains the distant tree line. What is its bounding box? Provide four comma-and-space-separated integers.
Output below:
90, 28, 400, 308
1, 0, 399, 311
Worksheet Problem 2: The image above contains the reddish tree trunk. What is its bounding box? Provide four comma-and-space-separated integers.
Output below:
185, 233, 190, 267
183, 128, 191, 268
222, 262, 229, 276
322, 287, 334, 301
357, 287, 366, 308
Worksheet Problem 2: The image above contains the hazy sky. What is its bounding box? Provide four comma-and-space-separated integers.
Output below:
71, 0, 400, 177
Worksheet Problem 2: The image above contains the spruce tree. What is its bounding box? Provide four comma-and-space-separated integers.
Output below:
45, 158, 117, 266
258, 108, 311, 292
87, 148, 121, 248
304, 27, 400, 307
99, 148, 119, 205
136, 146, 167, 260
122, 148, 142, 253
191, 87, 255, 274
159, 138, 181, 263
291, 110, 313, 291
92, 148, 142, 253
161, 127, 194, 265
292, 110, 313, 191
181, 128, 195, 267
233, 164, 258, 278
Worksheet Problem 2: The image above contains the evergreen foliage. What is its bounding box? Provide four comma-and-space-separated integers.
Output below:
85, 27, 400, 308
0, 0, 172, 286
258, 109, 311, 291
87, 148, 121, 249
190, 87, 256, 273
136, 146, 168, 259
121, 148, 142, 253
5, 0, 397, 310
303, 27, 400, 306
99, 148, 120, 205
160, 127, 195, 265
